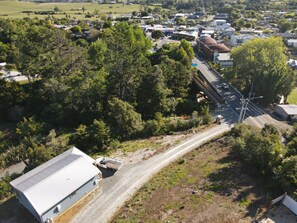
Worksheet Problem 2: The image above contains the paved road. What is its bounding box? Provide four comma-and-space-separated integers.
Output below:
71, 44, 291, 223
71, 121, 233, 223
192, 56, 291, 130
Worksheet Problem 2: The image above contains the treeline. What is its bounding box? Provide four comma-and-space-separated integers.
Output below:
0, 18, 211, 173
229, 123, 297, 198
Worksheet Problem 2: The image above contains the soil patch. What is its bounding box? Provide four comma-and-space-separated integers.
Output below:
112, 137, 267, 223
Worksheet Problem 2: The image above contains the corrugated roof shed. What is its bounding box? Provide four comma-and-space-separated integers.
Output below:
276, 104, 297, 115
10, 147, 100, 216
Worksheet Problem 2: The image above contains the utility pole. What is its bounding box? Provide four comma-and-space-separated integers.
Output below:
238, 95, 263, 123
238, 97, 247, 123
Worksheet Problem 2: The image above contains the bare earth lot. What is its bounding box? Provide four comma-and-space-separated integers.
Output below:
112, 138, 266, 223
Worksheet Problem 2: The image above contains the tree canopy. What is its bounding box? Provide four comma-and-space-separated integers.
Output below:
231, 37, 295, 104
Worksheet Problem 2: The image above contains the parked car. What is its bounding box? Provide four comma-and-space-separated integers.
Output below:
94, 157, 122, 171
221, 83, 229, 91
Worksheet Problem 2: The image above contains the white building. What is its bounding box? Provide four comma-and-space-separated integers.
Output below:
211, 19, 227, 26
230, 34, 256, 46
201, 29, 215, 36
275, 104, 297, 120
288, 39, 297, 47
10, 147, 102, 223
174, 13, 186, 19
0, 62, 7, 67
288, 59, 297, 69
222, 27, 235, 37
213, 51, 233, 67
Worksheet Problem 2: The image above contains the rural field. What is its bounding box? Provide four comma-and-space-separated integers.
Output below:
0, 1, 139, 19
112, 138, 267, 223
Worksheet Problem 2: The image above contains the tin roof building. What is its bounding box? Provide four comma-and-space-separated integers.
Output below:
10, 147, 101, 223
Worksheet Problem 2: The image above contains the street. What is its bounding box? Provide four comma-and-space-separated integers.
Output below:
192, 55, 291, 130
71, 122, 233, 223
70, 41, 291, 223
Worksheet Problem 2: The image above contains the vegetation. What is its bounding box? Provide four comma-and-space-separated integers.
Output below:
0, 17, 212, 201
113, 137, 267, 222
230, 37, 295, 105
229, 123, 297, 198
0, 2, 139, 20
151, 29, 163, 40
287, 87, 297, 104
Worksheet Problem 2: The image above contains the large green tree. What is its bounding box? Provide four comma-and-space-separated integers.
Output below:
136, 65, 175, 119
107, 97, 142, 139
39, 69, 107, 126
275, 156, 297, 197
14, 25, 89, 80
100, 22, 152, 103
231, 37, 295, 104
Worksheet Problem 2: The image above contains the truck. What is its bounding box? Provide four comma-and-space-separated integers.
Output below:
94, 157, 122, 171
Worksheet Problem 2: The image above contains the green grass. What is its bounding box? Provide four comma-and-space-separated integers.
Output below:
0, 1, 140, 19
287, 88, 297, 104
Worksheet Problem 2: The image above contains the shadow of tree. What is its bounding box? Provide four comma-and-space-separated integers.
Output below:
206, 151, 267, 218
0, 197, 38, 223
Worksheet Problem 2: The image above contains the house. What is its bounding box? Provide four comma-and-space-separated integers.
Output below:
230, 34, 256, 46
274, 104, 297, 121
188, 14, 199, 19
212, 19, 227, 26
240, 28, 256, 34
10, 147, 102, 223
287, 39, 297, 47
201, 29, 215, 36
288, 59, 297, 69
222, 27, 235, 37
172, 30, 198, 41
258, 194, 297, 223
174, 13, 186, 19
213, 51, 233, 67
214, 13, 229, 20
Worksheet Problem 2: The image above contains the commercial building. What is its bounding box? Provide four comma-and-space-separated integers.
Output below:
213, 52, 233, 67
10, 147, 102, 223
197, 36, 230, 60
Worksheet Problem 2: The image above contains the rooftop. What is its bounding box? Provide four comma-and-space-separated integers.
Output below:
276, 104, 297, 115
10, 147, 100, 216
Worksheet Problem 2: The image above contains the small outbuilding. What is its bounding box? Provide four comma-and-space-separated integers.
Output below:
10, 147, 102, 223
275, 104, 297, 121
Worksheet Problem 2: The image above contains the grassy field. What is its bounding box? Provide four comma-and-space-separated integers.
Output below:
0, 1, 140, 19
112, 138, 267, 222
287, 88, 297, 104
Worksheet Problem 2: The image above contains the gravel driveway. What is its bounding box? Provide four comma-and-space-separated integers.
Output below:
71, 122, 232, 223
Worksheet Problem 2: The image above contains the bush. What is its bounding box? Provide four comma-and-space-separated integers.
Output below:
0, 175, 12, 201
230, 124, 283, 175
275, 156, 297, 197
142, 120, 160, 136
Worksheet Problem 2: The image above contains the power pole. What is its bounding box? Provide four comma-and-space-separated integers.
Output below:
238, 98, 248, 123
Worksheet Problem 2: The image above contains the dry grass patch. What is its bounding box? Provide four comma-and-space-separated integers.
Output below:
112, 138, 267, 223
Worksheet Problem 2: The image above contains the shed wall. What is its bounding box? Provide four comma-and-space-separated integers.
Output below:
275, 106, 288, 120
41, 175, 100, 223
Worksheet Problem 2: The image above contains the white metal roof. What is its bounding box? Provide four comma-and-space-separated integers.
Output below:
10, 147, 100, 216
217, 53, 232, 61
276, 104, 297, 115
